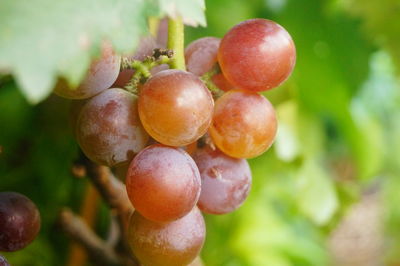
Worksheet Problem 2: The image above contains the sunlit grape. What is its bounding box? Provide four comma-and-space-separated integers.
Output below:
138, 70, 214, 146
128, 207, 205, 266
126, 144, 201, 222
210, 90, 277, 158
218, 19, 296, 92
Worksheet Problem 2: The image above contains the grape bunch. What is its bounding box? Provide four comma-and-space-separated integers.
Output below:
0, 192, 41, 254
57, 18, 295, 266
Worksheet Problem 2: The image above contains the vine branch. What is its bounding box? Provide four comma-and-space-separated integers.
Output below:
59, 208, 122, 266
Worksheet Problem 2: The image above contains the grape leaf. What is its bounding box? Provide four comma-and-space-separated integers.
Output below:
0, 0, 205, 104
158, 0, 206, 27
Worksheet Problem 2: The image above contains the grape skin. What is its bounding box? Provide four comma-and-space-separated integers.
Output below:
0, 192, 41, 252
210, 90, 277, 158
76, 88, 149, 166
126, 144, 201, 223
211, 73, 235, 92
138, 70, 214, 146
128, 207, 206, 266
193, 147, 252, 214
185, 37, 234, 91
185, 37, 220, 76
54, 43, 121, 99
218, 18, 296, 92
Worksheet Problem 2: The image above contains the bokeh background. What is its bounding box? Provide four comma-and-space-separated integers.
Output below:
1, 0, 400, 265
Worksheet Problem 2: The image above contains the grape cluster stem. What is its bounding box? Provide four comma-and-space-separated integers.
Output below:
121, 48, 174, 94
58, 155, 139, 266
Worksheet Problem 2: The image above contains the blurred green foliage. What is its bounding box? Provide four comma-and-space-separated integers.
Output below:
1, 0, 400, 265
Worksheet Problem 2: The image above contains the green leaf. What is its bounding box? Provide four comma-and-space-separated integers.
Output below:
158, 0, 206, 27
296, 159, 338, 225
0, 0, 157, 103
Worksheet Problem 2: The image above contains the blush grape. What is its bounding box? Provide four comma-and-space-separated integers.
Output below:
126, 144, 201, 222
128, 207, 205, 266
218, 18, 296, 92
54, 43, 121, 99
193, 147, 252, 214
210, 90, 277, 158
138, 70, 214, 146
76, 88, 149, 166
185, 37, 220, 76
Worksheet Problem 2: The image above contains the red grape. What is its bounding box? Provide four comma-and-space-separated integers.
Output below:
138, 70, 214, 146
218, 19, 296, 92
210, 90, 277, 158
185, 37, 220, 76
54, 43, 121, 99
193, 147, 251, 214
126, 144, 201, 223
0, 255, 10, 266
185, 37, 234, 91
128, 207, 205, 266
0, 192, 41, 252
211, 73, 235, 91
76, 88, 149, 166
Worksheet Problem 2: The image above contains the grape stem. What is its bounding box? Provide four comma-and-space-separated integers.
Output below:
201, 65, 224, 98
167, 17, 186, 70
121, 48, 173, 94
59, 208, 122, 266
60, 153, 139, 266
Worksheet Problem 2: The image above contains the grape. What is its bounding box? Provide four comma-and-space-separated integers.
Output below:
193, 147, 251, 214
128, 207, 206, 266
185, 37, 220, 76
113, 36, 159, 88
0, 255, 10, 266
185, 37, 234, 91
211, 73, 235, 91
210, 90, 277, 158
138, 70, 214, 146
218, 19, 296, 92
0, 192, 41, 252
126, 144, 201, 222
54, 43, 121, 99
76, 88, 149, 166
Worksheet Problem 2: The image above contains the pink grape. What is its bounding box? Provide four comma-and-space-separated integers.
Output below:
128, 207, 206, 266
210, 90, 277, 158
138, 70, 214, 146
218, 19, 296, 92
126, 144, 201, 223
193, 147, 251, 214
54, 43, 121, 99
76, 88, 149, 166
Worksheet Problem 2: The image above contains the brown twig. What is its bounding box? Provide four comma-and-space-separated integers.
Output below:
59, 208, 122, 266
66, 183, 100, 266
84, 160, 133, 217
